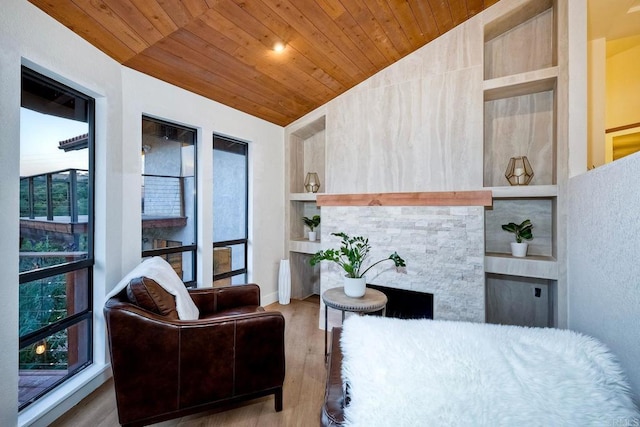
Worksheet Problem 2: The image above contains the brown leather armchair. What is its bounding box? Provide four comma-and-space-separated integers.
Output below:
104, 280, 285, 427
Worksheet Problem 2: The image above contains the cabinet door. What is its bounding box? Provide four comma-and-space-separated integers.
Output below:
486, 274, 550, 327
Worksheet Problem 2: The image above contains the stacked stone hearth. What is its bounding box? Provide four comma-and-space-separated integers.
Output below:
320, 205, 484, 323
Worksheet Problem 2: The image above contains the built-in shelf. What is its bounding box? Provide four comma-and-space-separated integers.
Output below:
485, 198, 555, 258
483, 0, 553, 43
289, 192, 318, 201
289, 239, 321, 255
483, 0, 555, 80
485, 253, 557, 280
489, 185, 557, 198
483, 67, 557, 101
482, 0, 561, 328
286, 112, 326, 299
483, 91, 556, 186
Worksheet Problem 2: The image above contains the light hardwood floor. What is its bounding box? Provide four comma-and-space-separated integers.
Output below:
50, 297, 326, 427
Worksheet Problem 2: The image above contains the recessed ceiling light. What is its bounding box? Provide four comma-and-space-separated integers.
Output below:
273, 42, 286, 52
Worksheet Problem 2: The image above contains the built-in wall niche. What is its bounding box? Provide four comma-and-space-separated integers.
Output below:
289, 252, 320, 299
290, 201, 321, 241
485, 198, 555, 259
286, 114, 326, 300
289, 115, 326, 194
484, 0, 555, 80
486, 273, 554, 328
483, 83, 556, 187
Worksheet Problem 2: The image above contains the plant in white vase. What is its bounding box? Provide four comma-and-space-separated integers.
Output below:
501, 219, 534, 257
302, 215, 321, 241
310, 232, 406, 297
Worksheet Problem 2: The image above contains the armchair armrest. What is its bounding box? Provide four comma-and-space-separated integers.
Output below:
189, 283, 261, 317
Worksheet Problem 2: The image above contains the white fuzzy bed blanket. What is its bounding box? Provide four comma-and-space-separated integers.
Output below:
340, 316, 639, 426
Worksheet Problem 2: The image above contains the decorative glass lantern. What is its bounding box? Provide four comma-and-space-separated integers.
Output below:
304, 172, 320, 193
505, 156, 534, 186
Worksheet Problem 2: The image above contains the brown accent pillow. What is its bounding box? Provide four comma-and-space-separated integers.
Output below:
126, 276, 179, 319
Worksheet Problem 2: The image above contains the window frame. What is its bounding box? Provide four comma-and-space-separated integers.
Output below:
18, 66, 95, 410
140, 116, 198, 287
212, 134, 249, 284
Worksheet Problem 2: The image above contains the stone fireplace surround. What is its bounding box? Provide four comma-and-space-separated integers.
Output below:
317, 191, 490, 329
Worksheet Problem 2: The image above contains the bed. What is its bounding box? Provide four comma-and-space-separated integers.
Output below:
321, 316, 639, 426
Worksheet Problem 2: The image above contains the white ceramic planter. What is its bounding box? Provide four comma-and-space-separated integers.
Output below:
343, 277, 366, 298
510, 242, 529, 257
308, 231, 317, 241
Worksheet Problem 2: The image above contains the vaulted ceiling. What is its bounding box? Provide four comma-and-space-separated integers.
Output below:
28, 0, 500, 126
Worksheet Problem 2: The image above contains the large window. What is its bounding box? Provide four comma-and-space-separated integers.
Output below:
213, 135, 248, 286
141, 117, 197, 286
19, 67, 94, 410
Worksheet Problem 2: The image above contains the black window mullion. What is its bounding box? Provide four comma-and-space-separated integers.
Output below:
19, 258, 93, 284
19, 311, 92, 349
213, 238, 247, 247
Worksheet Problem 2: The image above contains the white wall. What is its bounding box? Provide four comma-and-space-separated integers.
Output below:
588, 38, 607, 168
0, 31, 22, 427
121, 67, 285, 300
606, 43, 640, 130
568, 152, 640, 401
1, 1, 124, 425
0, 0, 284, 425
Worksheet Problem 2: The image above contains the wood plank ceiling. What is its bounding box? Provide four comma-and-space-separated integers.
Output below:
28, 0, 501, 126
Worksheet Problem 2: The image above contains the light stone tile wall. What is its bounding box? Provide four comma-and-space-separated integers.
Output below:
321, 206, 485, 323
322, 15, 484, 194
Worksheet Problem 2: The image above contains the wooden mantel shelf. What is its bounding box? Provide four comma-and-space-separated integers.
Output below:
316, 191, 493, 207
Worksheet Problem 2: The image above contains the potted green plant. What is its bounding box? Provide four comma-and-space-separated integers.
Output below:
310, 232, 406, 297
302, 215, 321, 241
501, 219, 533, 257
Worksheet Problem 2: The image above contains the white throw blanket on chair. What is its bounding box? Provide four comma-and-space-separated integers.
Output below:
105, 256, 199, 320
340, 316, 639, 426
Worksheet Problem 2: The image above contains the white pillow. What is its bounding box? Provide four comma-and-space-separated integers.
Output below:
107, 256, 199, 320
